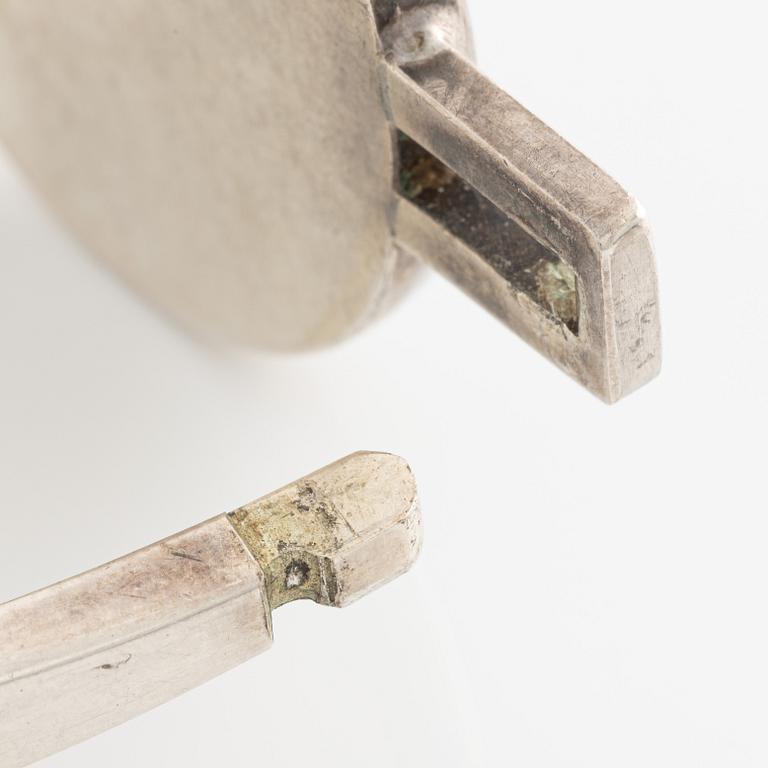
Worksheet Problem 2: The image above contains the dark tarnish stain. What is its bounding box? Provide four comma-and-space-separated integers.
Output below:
296, 483, 347, 539
636, 352, 655, 370
296, 484, 316, 513
320, 557, 340, 605
170, 550, 204, 563
316, 501, 336, 529
96, 654, 132, 671
396, 131, 580, 335
284, 559, 311, 590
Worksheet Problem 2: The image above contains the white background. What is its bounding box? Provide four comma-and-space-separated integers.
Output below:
1, 1, 767, 766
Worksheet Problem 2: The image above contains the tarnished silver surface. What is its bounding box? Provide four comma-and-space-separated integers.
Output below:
0, 452, 421, 768
0, 0, 659, 400
386, 49, 660, 401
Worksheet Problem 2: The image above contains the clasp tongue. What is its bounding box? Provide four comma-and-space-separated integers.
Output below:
378, 5, 661, 402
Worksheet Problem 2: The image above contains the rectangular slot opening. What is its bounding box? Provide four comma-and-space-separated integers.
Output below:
396, 131, 579, 335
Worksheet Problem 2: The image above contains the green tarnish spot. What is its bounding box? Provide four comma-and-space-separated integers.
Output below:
534, 261, 579, 336
396, 131, 580, 335
226, 481, 347, 610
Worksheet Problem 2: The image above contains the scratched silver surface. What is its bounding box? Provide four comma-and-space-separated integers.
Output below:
0, 452, 421, 767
